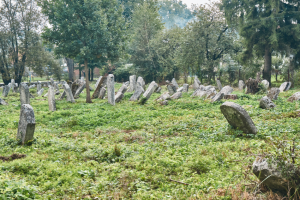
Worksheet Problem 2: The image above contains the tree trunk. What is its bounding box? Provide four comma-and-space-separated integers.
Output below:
84, 59, 92, 103
79, 68, 82, 79
276, 73, 278, 82
263, 47, 272, 87
65, 58, 74, 82
91, 68, 94, 81
88, 68, 90, 81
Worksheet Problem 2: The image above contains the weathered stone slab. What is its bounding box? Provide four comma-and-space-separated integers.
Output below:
129, 85, 144, 101
37, 81, 41, 92
171, 78, 179, 89
259, 96, 275, 109
59, 91, 66, 100
2, 85, 10, 97
261, 80, 269, 89
29, 84, 36, 89
216, 79, 222, 90
279, 82, 291, 92
117, 84, 128, 94
107, 74, 115, 105
220, 86, 233, 95
177, 87, 183, 92
95, 76, 102, 88
137, 77, 145, 89
239, 80, 244, 90
267, 88, 280, 100
48, 86, 56, 111
165, 80, 170, 84
80, 77, 84, 83
224, 94, 238, 100
74, 82, 86, 99
92, 76, 107, 99
50, 78, 55, 86
98, 87, 106, 99
193, 77, 201, 90
63, 84, 75, 103
0, 98, 8, 105
20, 83, 30, 105
246, 78, 259, 94
140, 81, 158, 104
167, 84, 176, 95
156, 92, 171, 101
115, 92, 124, 103
17, 104, 35, 144
11, 79, 15, 92
155, 87, 162, 93
183, 84, 189, 93
287, 92, 300, 102
37, 88, 44, 96
160, 100, 168, 105
171, 92, 182, 99
71, 80, 81, 96
220, 102, 257, 134
43, 92, 48, 97
29, 93, 34, 99
128, 75, 137, 92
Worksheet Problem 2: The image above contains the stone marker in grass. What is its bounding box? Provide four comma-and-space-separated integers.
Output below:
267, 88, 280, 100
139, 81, 158, 104
20, 83, 30, 105
17, 104, 35, 144
128, 75, 137, 92
63, 84, 75, 103
48, 86, 56, 111
107, 74, 115, 105
129, 85, 144, 101
183, 84, 189, 92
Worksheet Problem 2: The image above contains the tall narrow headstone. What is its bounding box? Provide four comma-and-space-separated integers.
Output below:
81, 77, 84, 83
137, 77, 145, 89
11, 79, 15, 92
115, 92, 124, 103
129, 85, 144, 101
107, 74, 115, 105
261, 80, 269, 89
128, 75, 137, 92
193, 77, 201, 90
95, 76, 102, 88
74, 82, 86, 98
37, 81, 41, 92
92, 76, 107, 99
63, 84, 75, 103
183, 84, 189, 93
48, 86, 56, 111
239, 80, 244, 90
171, 78, 179, 89
98, 87, 106, 99
20, 83, 30, 105
117, 84, 128, 94
37, 88, 44, 96
2, 85, 10, 97
17, 104, 35, 144
216, 79, 222, 90
167, 84, 176, 95
140, 81, 158, 104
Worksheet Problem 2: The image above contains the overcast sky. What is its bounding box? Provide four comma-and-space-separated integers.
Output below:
181, 0, 213, 7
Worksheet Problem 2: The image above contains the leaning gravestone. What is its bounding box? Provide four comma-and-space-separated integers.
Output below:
128, 75, 137, 92
287, 92, 300, 102
156, 92, 171, 101
224, 94, 238, 100
63, 84, 75, 103
59, 91, 66, 100
216, 79, 222, 91
20, 83, 30, 105
211, 92, 224, 103
80, 77, 84, 83
48, 86, 56, 111
95, 76, 102, 89
0, 98, 8, 105
192, 77, 201, 90
2, 85, 10, 97
279, 82, 291, 92
29, 93, 34, 99
171, 78, 179, 89
107, 74, 115, 105
117, 84, 128, 94
267, 88, 280, 100
219, 86, 233, 95
37, 88, 44, 96
115, 92, 124, 103
261, 80, 269, 89
167, 84, 176, 95
183, 84, 189, 92
98, 87, 106, 99
238, 80, 244, 90
220, 102, 257, 134
171, 92, 182, 100
29, 84, 36, 89
137, 77, 145, 89
155, 87, 162, 93
37, 81, 41, 92
139, 81, 158, 104
74, 82, 86, 99
259, 96, 275, 109
17, 104, 35, 144
129, 85, 144, 101
92, 76, 107, 99
177, 87, 183, 92
71, 80, 81, 96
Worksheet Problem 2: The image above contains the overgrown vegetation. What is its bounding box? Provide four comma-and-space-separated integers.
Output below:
0, 81, 299, 199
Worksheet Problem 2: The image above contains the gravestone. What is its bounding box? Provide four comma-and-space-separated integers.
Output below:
259, 96, 276, 109
211, 92, 224, 103
224, 94, 238, 100
117, 84, 128, 94
115, 92, 124, 103
171, 92, 182, 99
95, 76, 102, 88
261, 80, 269, 89
48, 86, 56, 111
267, 88, 280, 100
216, 79, 222, 90
219, 86, 233, 95
37, 88, 44, 96
128, 75, 137, 92
238, 80, 244, 90
59, 91, 66, 100
140, 81, 158, 104
43, 92, 48, 97
171, 78, 179, 89
107, 74, 115, 105
156, 92, 171, 101
20, 83, 30, 105
81, 77, 84, 83
29, 84, 36, 89
220, 102, 257, 134
71, 80, 81, 96
0, 98, 8, 105
160, 100, 168, 105
167, 84, 176, 95
287, 92, 300, 102
17, 104, 35, 145
50, 78, 55, 86
74, 82, 86, 99
183, 84, 189, 92
192, 77, 201, 90
137, 77, 145, 89
155, 87, 162, 93
11, 79, 15, 92
98, 87, 106, 99
206, 88, 217, 99
279, 82, 291, 92
92, 76, 107, 99
63, 84, 75, 103
37, 82, 41, 92
129, 85, 144, 101
245, 78, 259, 94
177, 87, 183, 92
165, 80, 170, 84
2, 85, 10, 97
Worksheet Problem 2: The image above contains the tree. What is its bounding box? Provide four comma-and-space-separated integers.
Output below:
41, 0, 125, 103
65, 58, 74, 81
222, 0, 300, 87
0, 0, 43, 85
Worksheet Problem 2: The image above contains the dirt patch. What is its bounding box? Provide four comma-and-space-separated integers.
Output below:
0, 153, 26, 162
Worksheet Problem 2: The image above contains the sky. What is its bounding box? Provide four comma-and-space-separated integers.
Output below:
181, 0, 212, 7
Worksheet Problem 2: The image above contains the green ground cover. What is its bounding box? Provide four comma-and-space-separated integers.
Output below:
0, 82, 299, 199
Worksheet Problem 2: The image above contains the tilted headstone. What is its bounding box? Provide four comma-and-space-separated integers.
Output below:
129, 85, 144, 101
171, 92, 182, 99
37, 81, 41, 92
259, 96, 276, 109
115, 92, 124, 103
160, 100, 168, 105
63, 84, 75, 103
267, 88, 280, 100
206, 88, 217, 99
192, 77, 201, 90
167, 84, 176, 95
48, 86, 56, 111
71, 80, 81, 96
279, 82, 291, 92
98, 87, 106, 99
287, 92, 300, 102
156, 92, 171, 101
74, 82, 86, 99
2, 85, 10, 97
17, 104, 35, 144
239, 80, 244, 90
124, 81, 130, 87
216, 79, 222, 90
0, 98, 8, 105
37, 88, 44, 96
54, 83, 60, 92
29, 84, 36, 89
224, 94, 238, 100
80, 77, 84, 83
95, 76, 102, 88
20, 83, 30, 105
43, 92, 48, 97
183, 84, 189, 92
117, 84, 128, 94
219, 86, 233, 95
92, 76, 107, 99
177, 87, 183, 92
59, 91, 66, 100
261, 80, 269, 89
137, 77, 145, 89
107, 74, 115, 105
140, 81, 158, 104
155, 87, 161, 93
128, 75, 137, 92
171, 78, 179, 89
165, 80, 170, 84
50, 78, 55, 86
29, 93, 34, 99
220, 102, 257, 134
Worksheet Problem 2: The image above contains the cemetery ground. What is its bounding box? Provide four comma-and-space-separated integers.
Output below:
0, 81, 299, 199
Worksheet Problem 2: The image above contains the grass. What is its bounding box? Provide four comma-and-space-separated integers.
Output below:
0, 81, 299, 199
